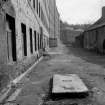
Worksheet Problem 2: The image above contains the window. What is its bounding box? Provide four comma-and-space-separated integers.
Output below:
34, 31, 37, 51
29, 28, 33, 54
33, 0, 35, 9
38, 33, 40, 50
39, 2, 40, 17
40, 34, 42, 49
21, 23, 27, 56
37, 0, 38, 14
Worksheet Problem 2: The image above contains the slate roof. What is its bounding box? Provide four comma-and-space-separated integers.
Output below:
85, 17, 105, 31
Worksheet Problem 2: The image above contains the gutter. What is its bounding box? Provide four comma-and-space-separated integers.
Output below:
0, 56, 43, 104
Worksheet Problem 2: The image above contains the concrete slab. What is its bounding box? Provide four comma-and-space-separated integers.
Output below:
52, 74, 88, 93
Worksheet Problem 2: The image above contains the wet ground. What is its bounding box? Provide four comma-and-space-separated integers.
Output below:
15, 42, 105, 105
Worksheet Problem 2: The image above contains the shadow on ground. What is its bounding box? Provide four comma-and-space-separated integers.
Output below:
65, 44, 105, 68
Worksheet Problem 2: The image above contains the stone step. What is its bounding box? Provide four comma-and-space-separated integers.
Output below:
52, 74, 88, 93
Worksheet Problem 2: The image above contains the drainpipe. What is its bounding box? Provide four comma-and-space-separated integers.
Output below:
54, 0, 55, 39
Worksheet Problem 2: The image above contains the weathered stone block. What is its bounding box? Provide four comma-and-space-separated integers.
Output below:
52, 74, 88, 94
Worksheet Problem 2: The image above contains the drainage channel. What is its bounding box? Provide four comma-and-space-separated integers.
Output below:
0, 57, 43, 105
1, 88, 22, 105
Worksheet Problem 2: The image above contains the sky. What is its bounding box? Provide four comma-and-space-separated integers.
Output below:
56, 0, 105, 24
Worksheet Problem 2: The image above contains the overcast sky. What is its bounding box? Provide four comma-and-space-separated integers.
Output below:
56, 0, 105, 24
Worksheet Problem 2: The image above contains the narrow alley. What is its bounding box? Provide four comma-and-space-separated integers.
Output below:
1, 0, 105, 105
14, 42, 105, 105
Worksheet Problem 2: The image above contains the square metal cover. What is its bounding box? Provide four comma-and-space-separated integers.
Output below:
52, 74, 88, 93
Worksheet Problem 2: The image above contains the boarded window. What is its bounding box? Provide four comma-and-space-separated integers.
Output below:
34, 31, 37, 51
29, 28, 33, 54
21, 23, 27, 56
33, 0, 35, 9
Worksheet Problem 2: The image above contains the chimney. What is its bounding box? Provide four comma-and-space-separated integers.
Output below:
102, 7, 105, 18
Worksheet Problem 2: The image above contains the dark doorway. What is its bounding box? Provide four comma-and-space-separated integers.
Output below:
38, 34, 40, 50
21, 23, 27, 56
34, 31, 37, 51
6, 14, 17, 62
29, 28, 33, 54
103, 39, 105, 50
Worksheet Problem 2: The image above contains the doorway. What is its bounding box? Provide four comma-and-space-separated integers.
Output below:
6, 14, 17, 62
29, 28, 33, 54
103, 39, 105, 50
34, 31, 37, 51
21, 23, 27, 56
